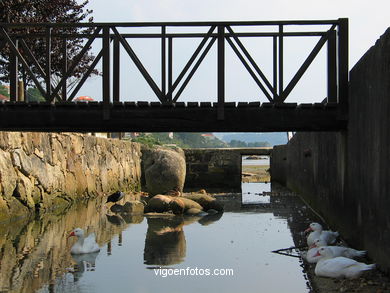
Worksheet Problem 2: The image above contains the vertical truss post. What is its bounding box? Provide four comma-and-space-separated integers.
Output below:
102, 26, 111, 119
273, 35, 278, 101
168, 37, 173, 103
62, 37, 67, 101
278, 25, 284, 101
46, 26, 52, 101
9, 38, 18, 102
161, 25, 166, 102
217, 25, 225, 120
338, 18, 349, 117
113, 35, 120, 102
327, 30, 337, 103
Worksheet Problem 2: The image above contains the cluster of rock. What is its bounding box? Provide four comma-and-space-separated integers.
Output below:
144, 192, 224, 216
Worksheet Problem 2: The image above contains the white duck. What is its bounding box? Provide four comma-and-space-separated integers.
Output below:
67, 228, 100, 254
314, 247, 375, 279
304, 239, 366, 263
305, 222, 339, 246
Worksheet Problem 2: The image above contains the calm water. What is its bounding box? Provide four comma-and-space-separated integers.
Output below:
0, 182, 316, 293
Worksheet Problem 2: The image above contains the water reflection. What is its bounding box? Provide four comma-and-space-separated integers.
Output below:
0, 184, 317, 293
70, 252, 99, 282
0, 196, 139, 293
144, 213, 223, 266
144, 216, 186, 266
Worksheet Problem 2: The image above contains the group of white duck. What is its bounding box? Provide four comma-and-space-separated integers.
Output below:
303, 222, 375, 279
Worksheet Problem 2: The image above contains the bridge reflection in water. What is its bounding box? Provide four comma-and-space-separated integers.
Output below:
0, 184, 323, 293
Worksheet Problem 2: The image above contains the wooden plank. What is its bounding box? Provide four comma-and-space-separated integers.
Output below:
274, 103, 297, 109
200, 102, 212, 108
174, 102, 185, 108
261, 102, 273, 108
338, 18, 349, 118
248, 102, 261, 107
297, 103, 313, 109
137, 101, 150, 107
124, 102, 137, 107
0, 104, 346, 132
113, 37, 120, 102
327, 30, 337, 103
46, 27, 52, 100
187, 102, 199, 107
217, 25, 225, 120
102, 26, 111, 120
237, 102, 249, 107
151, 102, 162, 107
9, 38, 18, 101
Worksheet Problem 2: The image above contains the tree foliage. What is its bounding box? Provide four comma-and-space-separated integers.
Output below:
0, 83, 9, 97
0, 0, 97, 96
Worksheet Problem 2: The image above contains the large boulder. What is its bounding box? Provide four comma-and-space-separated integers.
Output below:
142, 146, 186, 196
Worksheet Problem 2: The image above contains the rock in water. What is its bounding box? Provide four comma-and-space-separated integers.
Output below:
142, 146, 186, 196
144, 195, 172, 213
183, 193, 224, 212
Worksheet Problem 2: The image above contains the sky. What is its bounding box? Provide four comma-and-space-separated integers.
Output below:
76, 0, 390, 103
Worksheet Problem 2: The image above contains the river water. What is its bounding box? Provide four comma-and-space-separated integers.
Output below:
0, 158, 321, 293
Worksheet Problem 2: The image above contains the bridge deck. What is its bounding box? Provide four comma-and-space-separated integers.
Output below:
0, 101, 346, 132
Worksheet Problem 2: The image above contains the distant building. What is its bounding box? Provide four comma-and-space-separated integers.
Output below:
168, 132, 174, 139
201, 133, 216, 139
74, 96, 94, 102
0, 94, 9, 101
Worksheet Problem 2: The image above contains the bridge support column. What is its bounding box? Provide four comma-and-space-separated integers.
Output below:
102, 26, 111, 120
217, 25, 225, 120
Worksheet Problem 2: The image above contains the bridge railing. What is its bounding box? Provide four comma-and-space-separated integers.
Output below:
0, 20, 348, 120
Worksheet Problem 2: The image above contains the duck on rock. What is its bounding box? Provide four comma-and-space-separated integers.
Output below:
305, 222, 339, 246
67, 228, 100, 254
314, 247, 375, 279
106, 191, 124, 204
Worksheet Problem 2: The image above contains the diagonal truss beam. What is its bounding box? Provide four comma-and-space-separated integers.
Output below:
168, 25, 216, 99
68, 47, 104, 101
226, 37, 273, 102
0, 27, 47, 98
226, 26, 277, 98
112, 27, 163, 102
173, 37, 217, 102
19, 39, 62, 101
49, 27, 102, 102
275, 26, 335, 103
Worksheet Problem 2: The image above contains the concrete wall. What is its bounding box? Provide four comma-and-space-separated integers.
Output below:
0, 132, 141, 222
184, 148, 271, 191
271, 28, 390, 271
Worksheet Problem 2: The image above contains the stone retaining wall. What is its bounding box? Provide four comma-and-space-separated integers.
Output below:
271, 28, 390, 271
184, 148, 271, 191
0, 132, 141, 222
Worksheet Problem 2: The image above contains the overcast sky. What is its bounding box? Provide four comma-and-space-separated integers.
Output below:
77, 0, 390, 103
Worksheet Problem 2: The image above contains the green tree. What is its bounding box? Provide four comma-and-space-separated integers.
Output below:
0, 84, 9, 97
26, 87, 45, 102
229, 140, 247, 147
0, 0, 97, 99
